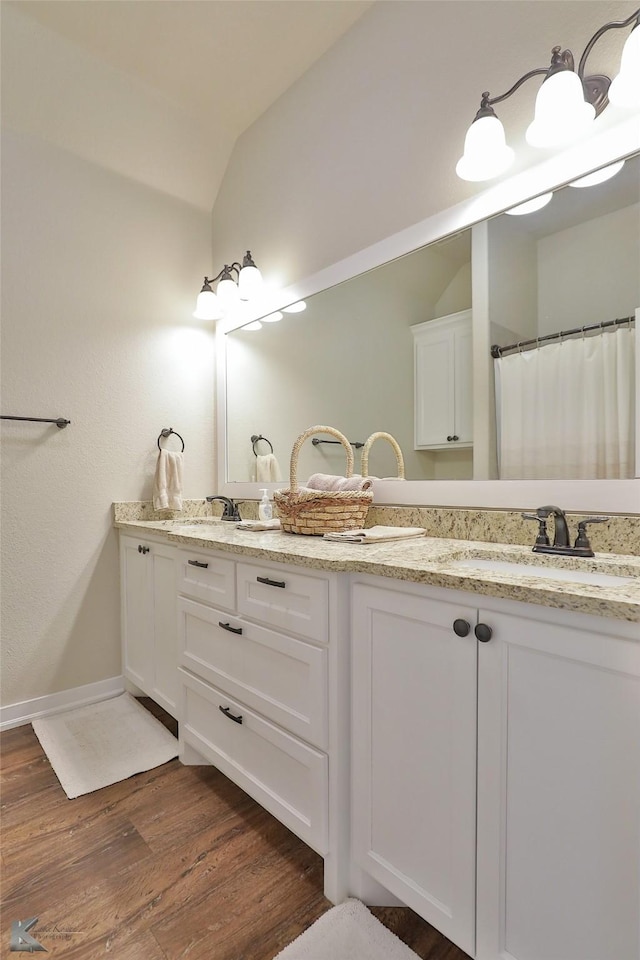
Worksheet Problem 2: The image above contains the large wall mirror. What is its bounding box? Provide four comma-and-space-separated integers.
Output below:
218, 141, 640, 513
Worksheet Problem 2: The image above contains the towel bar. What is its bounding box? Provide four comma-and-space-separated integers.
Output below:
312, 437, 364, 449
1, 415, 70, 428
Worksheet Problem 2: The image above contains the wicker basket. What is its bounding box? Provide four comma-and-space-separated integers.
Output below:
274, 425, 373, 536
360, 431, 405, 479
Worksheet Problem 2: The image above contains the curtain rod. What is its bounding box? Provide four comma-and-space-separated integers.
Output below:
491, 315, 635, 358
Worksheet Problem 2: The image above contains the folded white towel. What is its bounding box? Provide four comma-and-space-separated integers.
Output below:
153, 450, 184, 511
323, 525, 426, 543
256, 453, 283, 482
236, 518, 282, 531
307, 473, 373, 492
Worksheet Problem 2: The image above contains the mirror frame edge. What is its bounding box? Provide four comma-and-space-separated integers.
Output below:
217, 118, 640, 514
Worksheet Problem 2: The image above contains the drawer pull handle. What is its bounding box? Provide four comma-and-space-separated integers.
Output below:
188, 559, 209, 569
219, 621, 243, 635
219, 705, 243, 724
256, 575, 286, 589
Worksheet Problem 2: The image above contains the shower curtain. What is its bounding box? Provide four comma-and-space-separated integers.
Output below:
494, 326, 635, 479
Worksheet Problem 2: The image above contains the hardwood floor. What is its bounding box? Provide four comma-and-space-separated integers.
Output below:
1, 699, 470, 959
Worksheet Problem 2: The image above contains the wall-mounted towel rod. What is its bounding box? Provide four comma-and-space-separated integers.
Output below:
157, 427, 185, 451
251, 434, 274, 455
312, 437, 364, 449
491, 315, 634, 358
1, 415, 70, 428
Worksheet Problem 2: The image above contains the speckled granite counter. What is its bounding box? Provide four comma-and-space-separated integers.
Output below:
115, 516, 640, 624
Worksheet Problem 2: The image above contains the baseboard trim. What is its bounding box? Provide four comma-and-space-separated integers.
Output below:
0, 676, 125, 731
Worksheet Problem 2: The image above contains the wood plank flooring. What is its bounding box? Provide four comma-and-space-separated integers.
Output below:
1, 699, 470, 959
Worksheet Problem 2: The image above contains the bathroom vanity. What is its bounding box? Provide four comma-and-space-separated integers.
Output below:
117, 513, 639, 960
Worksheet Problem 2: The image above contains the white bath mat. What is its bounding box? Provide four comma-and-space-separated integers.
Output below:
32, 693, 178, 799
274, 899, 421, 960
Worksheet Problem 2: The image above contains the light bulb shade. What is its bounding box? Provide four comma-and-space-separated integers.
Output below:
526, 70, 595, 147
608, 25, 640, 108
261, 311, 283, 323
243, 321, 263, 331
238, 264, 262, 300
505, 192, 553, 216
456, 114, 515, 182
569, 159, 625, 188
216, 276, 240, 307
193, 288, 221, 320
283, 301, 307, 313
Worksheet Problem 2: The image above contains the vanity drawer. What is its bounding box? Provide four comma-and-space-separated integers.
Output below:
177, 549, 235, 610
236, 561, 328, 643
180, 670, 328, 854
178, 597, 328, 748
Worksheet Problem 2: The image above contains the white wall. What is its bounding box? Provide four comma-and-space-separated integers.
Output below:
537, 203, 640, 335
211, 1, 636, 287
1, 132, 213, 708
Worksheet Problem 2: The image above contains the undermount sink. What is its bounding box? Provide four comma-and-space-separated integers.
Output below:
447, 557, 635, 588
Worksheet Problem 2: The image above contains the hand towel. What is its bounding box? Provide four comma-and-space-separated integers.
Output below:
256, 453, 283, 482
307, 473, 373, 492
153, 450, 184, 511
323, 525, 426, 543
236, 518, 282, 531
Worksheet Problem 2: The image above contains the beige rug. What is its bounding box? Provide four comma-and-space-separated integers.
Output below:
32, 693, 178, 799
273, 899, 421, 960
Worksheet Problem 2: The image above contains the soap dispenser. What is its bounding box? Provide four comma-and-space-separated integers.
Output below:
259, 489, 273, 521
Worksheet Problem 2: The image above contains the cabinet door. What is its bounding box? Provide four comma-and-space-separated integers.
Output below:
453, 323, 473, 443
476, 609, 640, 960
120, 536, 178, 718
352, 583, 478, 956
121, 536, 153, 692
149, 541, 179, 717
414, 326, 456, 447
413, 311, 472, 449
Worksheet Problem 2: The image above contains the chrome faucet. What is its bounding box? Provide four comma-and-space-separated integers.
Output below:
206, 495, 241, 521
522, 506, 609, 558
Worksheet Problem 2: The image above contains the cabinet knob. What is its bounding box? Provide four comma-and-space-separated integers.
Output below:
475, 622, 493, 642
447, 435, 453, 442
138, 544, 150, 554
453, 618, 471, 637
452, 435, 459, 441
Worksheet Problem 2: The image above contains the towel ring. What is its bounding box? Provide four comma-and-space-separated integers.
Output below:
157, 427, 185, 452
251, 434, 273, 456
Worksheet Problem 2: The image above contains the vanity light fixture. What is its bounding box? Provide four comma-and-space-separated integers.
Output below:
456, 8, 640, 182
282, 301, 307, 313
568, 158, 626, 187
505, 192, 554, 216
193, 251, 262, 320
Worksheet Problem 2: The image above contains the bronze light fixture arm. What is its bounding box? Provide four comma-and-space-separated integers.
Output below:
472, 7, 640, 122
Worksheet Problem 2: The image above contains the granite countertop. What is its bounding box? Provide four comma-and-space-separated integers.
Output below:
115, 518, 640, 623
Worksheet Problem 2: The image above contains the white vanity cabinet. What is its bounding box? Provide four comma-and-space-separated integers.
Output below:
351, 574, 640, 960
119, 534, 179, 718
412, 310, 472, 450
176, 548, 343, 888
